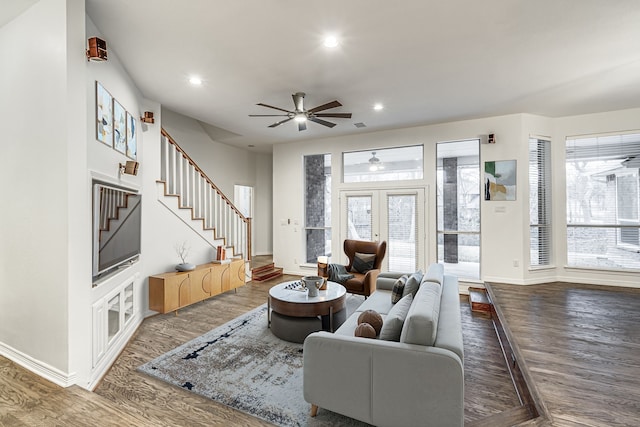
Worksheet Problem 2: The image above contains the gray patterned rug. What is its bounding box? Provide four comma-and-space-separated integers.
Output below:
138, 301, 369, 427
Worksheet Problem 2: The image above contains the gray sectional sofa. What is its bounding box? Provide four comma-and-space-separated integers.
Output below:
303, 263, 464, 427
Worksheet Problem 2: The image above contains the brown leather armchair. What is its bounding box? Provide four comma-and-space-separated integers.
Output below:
341, 239, 387, 297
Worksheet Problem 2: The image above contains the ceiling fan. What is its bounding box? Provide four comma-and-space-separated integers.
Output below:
249, 92, 352, 131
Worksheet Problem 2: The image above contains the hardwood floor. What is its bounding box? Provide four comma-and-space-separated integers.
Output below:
0, 271, 540, 426
487, 282, 640, 427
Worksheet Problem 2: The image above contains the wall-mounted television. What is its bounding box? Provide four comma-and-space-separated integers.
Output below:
92, 181, 141, 281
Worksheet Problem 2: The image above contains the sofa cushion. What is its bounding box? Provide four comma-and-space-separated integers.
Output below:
391, 275, 408, 304
402, 270, 423, 298
351, 252, 376, 274
356, 290, 394, 315
400, 281, 442, 346
422, 263, 444, 286
379, 293, 413, 341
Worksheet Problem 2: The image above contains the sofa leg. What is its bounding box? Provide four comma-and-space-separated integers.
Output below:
310, 404, 319, 417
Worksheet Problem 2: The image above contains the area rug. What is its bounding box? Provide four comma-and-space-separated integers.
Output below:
138, 301, 369, 427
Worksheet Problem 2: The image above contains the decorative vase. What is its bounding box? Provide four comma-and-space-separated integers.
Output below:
302, 275, 323, 297
176, 263, 196, 272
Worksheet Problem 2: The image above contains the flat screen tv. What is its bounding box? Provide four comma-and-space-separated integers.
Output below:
92, 181, 141, 281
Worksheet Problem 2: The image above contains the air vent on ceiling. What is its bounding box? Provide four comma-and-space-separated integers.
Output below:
354, 122, 367, 128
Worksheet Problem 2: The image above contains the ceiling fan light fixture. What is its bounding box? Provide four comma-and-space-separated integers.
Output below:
373, 103, 384, 111
369, 151, 383, 171
323, 35, 339, 48
294, 113, 307, 122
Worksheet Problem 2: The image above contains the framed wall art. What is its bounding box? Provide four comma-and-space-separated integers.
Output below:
126, 111, 137, 160
95, 82, 113, 146
484, 160, 516, 201
113, 99, 127, 154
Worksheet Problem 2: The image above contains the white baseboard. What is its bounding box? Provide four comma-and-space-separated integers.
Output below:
0, 341, 76, 388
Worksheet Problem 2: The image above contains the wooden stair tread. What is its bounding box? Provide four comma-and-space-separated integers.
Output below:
469, 287, 492, 313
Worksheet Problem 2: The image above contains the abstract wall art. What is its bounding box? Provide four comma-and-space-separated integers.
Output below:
126, 111, 137, 160
485, 160, 516, 201
96, 82, 113, 146
113, 99, 127, 154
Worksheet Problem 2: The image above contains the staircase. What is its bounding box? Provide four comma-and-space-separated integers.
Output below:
158, 129, 251, 262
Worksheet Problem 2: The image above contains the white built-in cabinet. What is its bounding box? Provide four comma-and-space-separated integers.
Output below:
92, 279, 136, 368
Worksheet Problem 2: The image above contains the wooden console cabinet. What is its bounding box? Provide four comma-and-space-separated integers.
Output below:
149, 259, 245, 314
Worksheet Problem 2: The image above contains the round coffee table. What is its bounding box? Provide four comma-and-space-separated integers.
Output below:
268, 280, 347, 343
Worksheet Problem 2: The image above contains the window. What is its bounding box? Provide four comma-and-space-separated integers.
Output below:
529, 137, 552, 267
304, 154, 331, 263
436, 139, 481, 280
565, 132, 640, 270
343, 145, 423, 183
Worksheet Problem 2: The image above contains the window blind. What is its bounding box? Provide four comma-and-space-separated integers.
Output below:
565, 132, 640, 270
529, 137, 552, 267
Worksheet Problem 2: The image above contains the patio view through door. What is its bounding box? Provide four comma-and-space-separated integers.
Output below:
340, 189, 425, 272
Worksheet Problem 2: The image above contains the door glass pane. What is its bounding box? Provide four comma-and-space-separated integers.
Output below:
346, 196, 372, 240
387, 194, 417, 271
107, 293, 120, 343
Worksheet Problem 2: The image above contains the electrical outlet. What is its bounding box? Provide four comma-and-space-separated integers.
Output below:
513, 259, 519, 267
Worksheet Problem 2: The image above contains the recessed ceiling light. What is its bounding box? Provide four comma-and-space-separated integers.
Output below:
373, 103, 384, 111
189, 76, 202, 85
323, 36, 339, 48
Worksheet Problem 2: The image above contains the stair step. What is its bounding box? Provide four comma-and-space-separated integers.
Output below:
252, 262, 277, 275
468, 287, 492, 313
252, 264, 283, 282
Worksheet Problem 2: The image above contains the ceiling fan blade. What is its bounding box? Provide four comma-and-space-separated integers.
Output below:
313, 112, 352, 119
249, 114, 290, 117
257, 103, 293, 114
308, 100, 342, 113
268, 117, 294, 128
298, 121, 307, 132
292, 92, 305, 112
309, 117, 337, 128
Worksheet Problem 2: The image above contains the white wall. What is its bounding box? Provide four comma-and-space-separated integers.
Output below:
0, 0, 75, 380
254, 152, 273, 255
273, 110, 640, 287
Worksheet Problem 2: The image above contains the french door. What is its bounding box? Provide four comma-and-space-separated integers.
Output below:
339, 188, 425, 272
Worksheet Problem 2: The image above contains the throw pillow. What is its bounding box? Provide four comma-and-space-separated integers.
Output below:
357, 309, 383, 335
354, 323, 377, 339
379, 293, 413, 341
350, 252, 376, 274
391, 275, 408, 304
402, 270, 424, 299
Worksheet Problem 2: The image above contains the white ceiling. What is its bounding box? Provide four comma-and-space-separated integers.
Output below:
7, 1, 640, 153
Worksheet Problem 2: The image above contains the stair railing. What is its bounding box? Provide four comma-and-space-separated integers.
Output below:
159, 129, 251, 261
